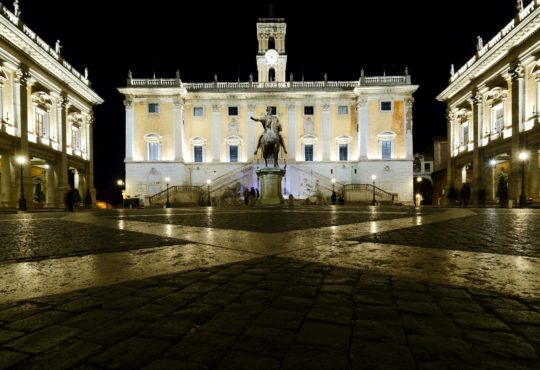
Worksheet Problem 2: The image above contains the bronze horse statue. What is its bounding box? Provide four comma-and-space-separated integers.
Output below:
251, 108, 287, 167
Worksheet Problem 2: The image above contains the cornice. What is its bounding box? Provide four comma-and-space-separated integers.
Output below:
438, 4, 540, 101
0, 8, 103, 105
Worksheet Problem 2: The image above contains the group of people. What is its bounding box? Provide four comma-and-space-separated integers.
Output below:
243, 186, 259, 205
330, 191, 345, 205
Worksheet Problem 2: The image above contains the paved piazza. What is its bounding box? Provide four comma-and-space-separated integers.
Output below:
1, 206, 540, 369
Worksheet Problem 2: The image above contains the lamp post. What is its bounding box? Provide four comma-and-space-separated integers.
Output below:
331, 178, 336, 192
165, 176, 170, 208
371, 174, 376, 206
117, 179, 125, 208
416, 177, 423, 207
206, 179, 211, 206
16, 156, 26, 211
519, 151, 528, 208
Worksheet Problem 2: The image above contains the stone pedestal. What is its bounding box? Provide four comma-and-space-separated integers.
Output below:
256, 168, 285, 205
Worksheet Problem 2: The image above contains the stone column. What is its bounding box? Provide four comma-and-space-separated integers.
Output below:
470, 93, 484, 203
247, 104, 256, 159
173, 96, 184, 161
535, 73, 540, 122
405, 98, 414, 159
529, 146, 539, 199
321, 103, 331, 161
124, 95, 134, 161
446, 110, 456, 189
510, 64, 525, 201
57, 95, 69, 207
86, 113, 96, 207
0, 80, 4, 131
287, 103, 296, 161
211, 104, 221, 162
14, 68, 31, 204
0, 154, 13, 206
357, 98, 368, 159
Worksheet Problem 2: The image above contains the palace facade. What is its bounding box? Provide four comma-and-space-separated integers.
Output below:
0, 2, 103, 209
119, 17, 418, 205
438, 0, 540, 205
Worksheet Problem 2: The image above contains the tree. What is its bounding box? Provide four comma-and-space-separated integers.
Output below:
33, 183, 46, 203
496, 174, 509, 207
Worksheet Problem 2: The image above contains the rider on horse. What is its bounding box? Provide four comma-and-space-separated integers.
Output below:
251, 107, 287, 155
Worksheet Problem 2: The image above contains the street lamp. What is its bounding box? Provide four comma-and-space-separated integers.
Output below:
206, 179, 211, 206
117, 179, 125, 208
331, 178, 336, 192
16, 156, 26, 211
519, 151, 529, 208
371, 174, 376, 206
165, 176, 170, 208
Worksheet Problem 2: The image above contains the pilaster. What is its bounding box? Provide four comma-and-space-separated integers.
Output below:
405, 97, 414, 159
510, 64, 525, 200
211, 104, 221, 162
356, 98, 368, 159
287, 103, 296, 160
124, 95, 134, 161
321, 103, 331, 161
247, 103, 256, 158
172, 96, 185, 161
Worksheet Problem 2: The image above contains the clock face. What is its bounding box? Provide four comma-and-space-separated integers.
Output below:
265, 49, 279, 64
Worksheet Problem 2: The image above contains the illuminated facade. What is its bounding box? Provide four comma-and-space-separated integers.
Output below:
0, 3, 103, 209
438, 0, 540, 204
119, 17, 418, 205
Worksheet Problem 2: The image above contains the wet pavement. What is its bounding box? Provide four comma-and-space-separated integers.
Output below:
0, 206, 539, 369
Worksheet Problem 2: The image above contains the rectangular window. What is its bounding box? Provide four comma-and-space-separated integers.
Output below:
381, 141, 392, 159
492, 103, 504, 133
148, 103, 159, 113
460, 122, 469, 145
424, 163, 431, 172
71, 127, 81, 150
228, 106, 239, 116
148, 142, 159, 160
380, 101, 392, 111
339, 144, 348, 161
268, 106, 277, 115
305, 144, 314, 161
36, 111, 44, 137
194, 146, 203, 163
229, 145, 238, 162
193, 107, 203, 117
304, 106, 314, 115
337, 105, 349, 115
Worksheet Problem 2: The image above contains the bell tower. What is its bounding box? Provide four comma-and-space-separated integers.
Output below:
256, 17, 287, 83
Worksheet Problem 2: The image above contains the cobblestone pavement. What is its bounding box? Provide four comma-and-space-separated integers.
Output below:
0, 206, 539, 369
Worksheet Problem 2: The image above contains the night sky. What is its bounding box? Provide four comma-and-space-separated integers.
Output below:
14, 0, 518, 203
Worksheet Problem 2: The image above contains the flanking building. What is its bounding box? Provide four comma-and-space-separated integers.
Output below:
437, 0, 540, 205
0, 2, 103, 209
119, 16, 418, 206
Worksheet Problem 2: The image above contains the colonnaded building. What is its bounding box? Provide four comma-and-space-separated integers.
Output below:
438, 0, 540, 205
119, 16, 418, 206
0, 2, 103, 209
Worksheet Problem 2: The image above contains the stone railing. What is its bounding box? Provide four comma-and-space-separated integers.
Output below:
450, 0, 540, 83
128, 76, 411, 89
0, 4, 89, 86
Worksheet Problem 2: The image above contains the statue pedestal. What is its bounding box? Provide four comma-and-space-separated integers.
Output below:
256, 168, 285, 205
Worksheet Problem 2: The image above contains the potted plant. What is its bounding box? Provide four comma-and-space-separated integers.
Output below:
33, 183, 46, 207
496, 174, 509, 208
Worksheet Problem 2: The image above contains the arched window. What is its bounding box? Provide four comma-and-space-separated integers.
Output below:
268, 68, 276, 82
300, 134, 318, 161
144, 133, 162, 161
190, 137, 207, 163
268, 37, 275, 50
377, 131, 396, 159
225, 135, 242, 163
335, 136, 352, 161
